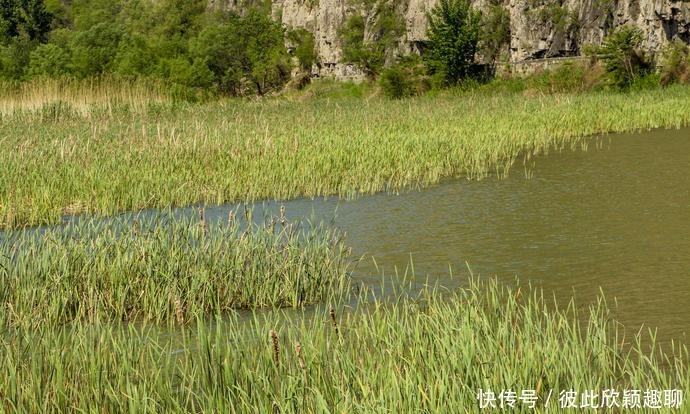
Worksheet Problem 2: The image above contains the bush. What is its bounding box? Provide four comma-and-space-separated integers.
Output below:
288, 28, 317, 72
70, 22, 122, 77
586, 26, 653, 89
190, 10, 290, 95
660, 40, 690, 85
379, 55, 431, 98
480, 4, 510, 63
0, 35, 34, 80
379, 66, 413, 98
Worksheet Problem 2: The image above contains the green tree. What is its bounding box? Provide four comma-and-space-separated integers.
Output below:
190, 10, 289, 95
113, 32, 156, 76
69, 22, 122, 77
423, 0, 481, 85
480, 3, 510, 63
29, 42, 71, 76
0, 35, 33, 79
588, 26, 652, 89
70, 0, 121, 31
288, 28, 317, 72
341, 2, 405, 80
660, 40, 689, 85
0, 0, 53, 43
151, 0, 206, 39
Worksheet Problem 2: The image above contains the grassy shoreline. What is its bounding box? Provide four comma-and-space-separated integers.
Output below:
2, 82, 690, 229
2, 277, 687, 412
2, 79, 689, 409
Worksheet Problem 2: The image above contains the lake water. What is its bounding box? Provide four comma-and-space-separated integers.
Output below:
221, 127, 689, 345
56, 127, 690, 345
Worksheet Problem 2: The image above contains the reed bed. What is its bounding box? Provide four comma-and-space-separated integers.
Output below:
1, 277, 686, 412
0, 77, 172, 119
0, 208, 352, 326
2, 83, 690, 228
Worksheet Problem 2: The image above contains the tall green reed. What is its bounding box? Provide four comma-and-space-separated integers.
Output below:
0, 207, 352, 326
1, 276, 686, 412
2, 84, 690, 228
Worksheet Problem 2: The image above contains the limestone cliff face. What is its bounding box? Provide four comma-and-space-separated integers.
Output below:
509, 0, 690, 61
214, 0, 690, 76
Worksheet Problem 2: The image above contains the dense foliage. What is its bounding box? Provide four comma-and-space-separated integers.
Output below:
423, 0, 481, 85
0, 0, 293, 95
586, 26, 654, 89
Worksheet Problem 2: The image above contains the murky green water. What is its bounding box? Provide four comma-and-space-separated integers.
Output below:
205, 127, 689, 344
56, 127, 689, 345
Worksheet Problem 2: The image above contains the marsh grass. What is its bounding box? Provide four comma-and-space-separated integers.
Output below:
2, 82, 690, 228
0, 77, 172, 119
1, 277, 687, 412
0, 208, 352, 326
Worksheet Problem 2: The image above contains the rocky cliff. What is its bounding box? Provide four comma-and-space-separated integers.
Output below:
213, 0, 690, 77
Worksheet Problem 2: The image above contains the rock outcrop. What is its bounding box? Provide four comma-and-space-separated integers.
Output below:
213, 0, 690, 77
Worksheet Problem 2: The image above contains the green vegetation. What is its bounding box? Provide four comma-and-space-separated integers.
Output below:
2, 2, 689, 412
0, 0, 289, 95
341, 1, 405, 79
1, 276, 687, 411
288, 28, 318, 73
0, 207, 352, 325
586, 26, 654, 89
424, 0, 481, 85
3, 79, 690, 229
480, 2, 510, 63
661, 40, 690, 86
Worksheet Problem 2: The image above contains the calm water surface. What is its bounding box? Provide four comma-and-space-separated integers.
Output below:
60, 127, 690, 345
211, 127, 688, 344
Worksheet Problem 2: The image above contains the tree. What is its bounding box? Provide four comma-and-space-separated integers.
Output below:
190, 10, 289, 95
0, 0, 53, 43
480, 4, 510, 64
588, 26, 652, 89
660, 40, 689, 85
341, 2, 405, 80
29, 42, 71, 76
69, 22, 122, 77
288, 28, 317, 72
423, 0, 481, 85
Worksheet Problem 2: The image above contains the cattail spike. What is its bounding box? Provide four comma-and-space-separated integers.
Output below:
198, 207, 206, 236
294, 340, 305, 371
329, 305, 339, 336
270, 330, 280, 366
173, 296, 185, 326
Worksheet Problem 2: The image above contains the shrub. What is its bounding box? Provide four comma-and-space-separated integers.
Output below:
379, 55, 431, 98
480, 4, 510, 63
586, 26, 653, 89
379, 66, 413, 98
288, 28, 317, 72
69, 22, 122, 77
190, 10, 290, 95
0, 35, 34, 80
660, 40, 690, 85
